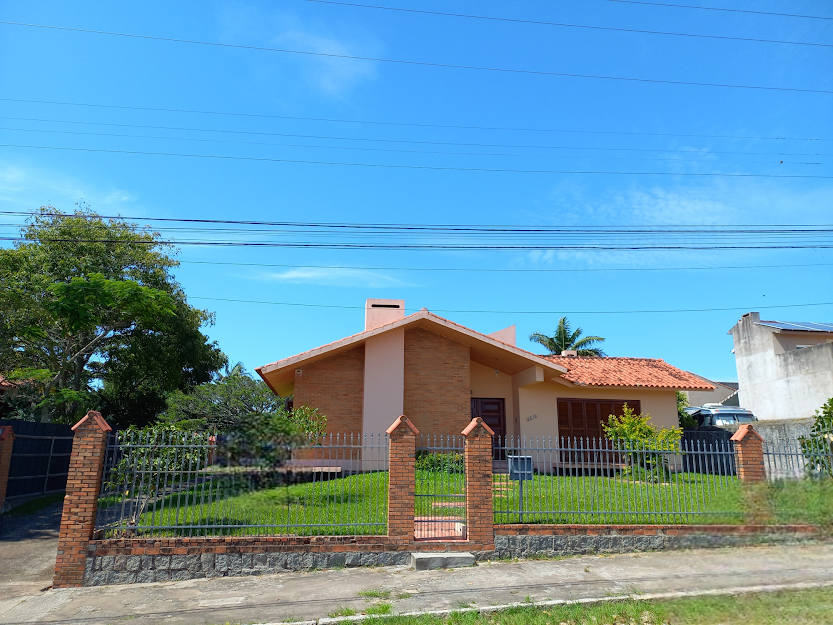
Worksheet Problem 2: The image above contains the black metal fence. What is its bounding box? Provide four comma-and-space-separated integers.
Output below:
0, 419, 73, 501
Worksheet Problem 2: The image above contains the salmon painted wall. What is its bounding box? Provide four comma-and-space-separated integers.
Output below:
470, 360, 516, 437
518, 382, 679, 441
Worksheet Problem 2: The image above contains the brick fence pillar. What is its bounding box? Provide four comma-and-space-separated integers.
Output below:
0, 425, 15, 512
386, 415, 418, 544
731, 423, 766, 483
462, 417, 495, 548
53, 411, 112, 588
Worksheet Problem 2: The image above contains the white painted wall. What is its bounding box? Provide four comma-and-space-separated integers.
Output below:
730, 312, 833, 420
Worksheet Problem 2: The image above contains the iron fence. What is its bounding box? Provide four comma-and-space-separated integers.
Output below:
95, 429, 389, 538
415, 435, 466, 540
765, 436, 833, 480
493, 436, 739, 524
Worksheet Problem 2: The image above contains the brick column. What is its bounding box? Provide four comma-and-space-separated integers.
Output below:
731, 424, 766, 483
0, 425, 15, 512
386, 415, 418, 544
53, 411, 112, 588
462, 417, 494, 549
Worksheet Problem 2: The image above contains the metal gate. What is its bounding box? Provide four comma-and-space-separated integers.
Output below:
414, 435, 466, 540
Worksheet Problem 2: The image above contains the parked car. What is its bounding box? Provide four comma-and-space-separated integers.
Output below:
688, 404, 757, 427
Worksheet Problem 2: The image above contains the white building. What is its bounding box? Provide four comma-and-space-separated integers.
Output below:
728, 312, 833, 421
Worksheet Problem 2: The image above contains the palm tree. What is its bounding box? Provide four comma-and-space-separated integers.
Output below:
529, 317, 606, 356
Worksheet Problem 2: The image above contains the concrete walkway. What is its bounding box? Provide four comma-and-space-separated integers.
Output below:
0, 543, 830, 625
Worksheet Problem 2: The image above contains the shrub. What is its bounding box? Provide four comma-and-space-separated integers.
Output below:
415, 450, 464, 473
603, 403, 682, 483
799, 398, 833, 478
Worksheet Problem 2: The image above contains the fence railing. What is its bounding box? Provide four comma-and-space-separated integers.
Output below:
95, 429, 389, 538
492, 436, 739, 524
765, 436, 833, 480
415, 435, 466, 540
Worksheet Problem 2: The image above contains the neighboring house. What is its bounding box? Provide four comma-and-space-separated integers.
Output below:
0, 375, 15, 398
256, 299, 712, 440
729, 312, 833, 421
685, 379, 740, 407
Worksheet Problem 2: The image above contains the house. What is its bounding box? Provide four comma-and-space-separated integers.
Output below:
729, 312, 833, 421
685, 379, 740, 407
256, 299, 713, 440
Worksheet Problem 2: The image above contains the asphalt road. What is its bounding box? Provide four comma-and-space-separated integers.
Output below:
0, 501, 62, 600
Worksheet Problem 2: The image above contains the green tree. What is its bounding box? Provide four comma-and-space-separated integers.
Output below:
161, 365, 287, 432
0, 206, 225, 424
677, 391, 697, 427
799, 398, 833, 478
529, 317, 606, 356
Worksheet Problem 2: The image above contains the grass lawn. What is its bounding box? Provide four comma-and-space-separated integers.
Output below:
99, 469, 833, 536
344, 587, 833, 625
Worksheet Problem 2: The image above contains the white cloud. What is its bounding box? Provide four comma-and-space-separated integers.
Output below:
0, 161, 137, 213
261, 267, 413, 288
216, 3, 381, 98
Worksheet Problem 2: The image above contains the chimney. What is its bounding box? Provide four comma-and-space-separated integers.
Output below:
365, 299, 405, 331
562, 350, 578, 357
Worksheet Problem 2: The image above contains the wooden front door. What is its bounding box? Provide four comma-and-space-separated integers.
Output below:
471, 398, 506, 441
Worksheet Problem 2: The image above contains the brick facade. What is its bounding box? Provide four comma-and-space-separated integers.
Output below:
404, 328, 471, 436
462, 417, 495, 548
731, 424, 766, 483
0, 425, 14, 512
53, 411, 111, 589
386, 416, 418, 542
293, 345, 365, 439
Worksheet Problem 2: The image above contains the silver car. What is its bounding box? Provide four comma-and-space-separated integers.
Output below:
688, 404, 757, 427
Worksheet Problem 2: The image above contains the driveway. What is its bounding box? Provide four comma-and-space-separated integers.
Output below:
0, 501, 62, 600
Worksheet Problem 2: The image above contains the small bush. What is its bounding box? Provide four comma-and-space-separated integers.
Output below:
415, 450, 464, 473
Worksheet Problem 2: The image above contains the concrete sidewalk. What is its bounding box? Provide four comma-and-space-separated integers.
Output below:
0, 543, 830, 625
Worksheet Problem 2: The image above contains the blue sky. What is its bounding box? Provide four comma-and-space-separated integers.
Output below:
1, 0, 831, 384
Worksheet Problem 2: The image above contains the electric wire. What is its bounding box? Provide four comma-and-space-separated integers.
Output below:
177, 259, 833, 274
1, 21, 831, 94
0, 126, 820, 165
300, 0, 833, 48
2, 114, 825, 157
3, 144, 830, 178
599, 0, 833, 21
188, 296, 833, 315
1, 98, 821, 142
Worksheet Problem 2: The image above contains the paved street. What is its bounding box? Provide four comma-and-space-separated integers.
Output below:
0, 542, 831, 625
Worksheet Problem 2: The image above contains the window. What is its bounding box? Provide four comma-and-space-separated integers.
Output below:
556, 399, 641, 442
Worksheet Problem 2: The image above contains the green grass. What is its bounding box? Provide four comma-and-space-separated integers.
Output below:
100, 468, 833, 537
359, 587, 833, 625
360, 590, 392, 599
329, 607, 358, 618
366, 603, 393, 615
3, 492, 65, 516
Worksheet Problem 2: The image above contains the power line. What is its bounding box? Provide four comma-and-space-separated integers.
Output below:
178, 259, 833, 274
301, 0, 833, 48
3, 115, 825, 157
600, 0, 833, 21
4, 236, 833, 251
4, 143, 831, 178
4, 210, 831, 233
1, 126, 820, 165
1, 98, 821, 142
189, 295, 833, 315
2, 21, 831, 94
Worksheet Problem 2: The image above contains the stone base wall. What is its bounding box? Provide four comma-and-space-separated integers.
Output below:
82, 525, 821, 587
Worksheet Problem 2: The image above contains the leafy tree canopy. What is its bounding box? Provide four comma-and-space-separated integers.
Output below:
161, 363, 286, 432
0, 206, 226, 425
529, 317, 606, 356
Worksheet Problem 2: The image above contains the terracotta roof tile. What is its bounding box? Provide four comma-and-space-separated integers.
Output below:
542, 356, 714, 390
